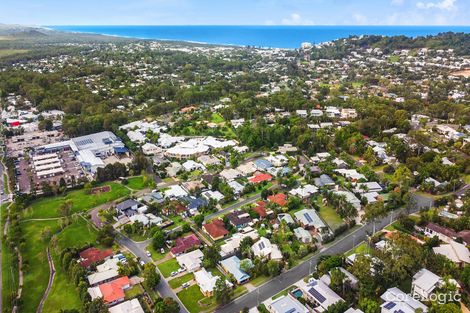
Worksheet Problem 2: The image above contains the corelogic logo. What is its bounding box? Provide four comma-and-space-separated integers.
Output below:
384, 292, 461, 305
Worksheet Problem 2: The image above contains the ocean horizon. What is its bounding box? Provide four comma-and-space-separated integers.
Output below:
47, 25, 470, 49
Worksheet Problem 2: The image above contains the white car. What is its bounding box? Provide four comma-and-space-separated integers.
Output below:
181, 282, 190, 288
170, 271, 178, 277
146, 250, 151, 257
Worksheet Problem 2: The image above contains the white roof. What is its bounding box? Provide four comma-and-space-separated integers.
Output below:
164, 185, 188, 199
381, 287, 427, 312
269, 295, 309, 313
220, 230, 259, 257
220, 168, 242, 180
194, 268, 220, 294
109, 299, 145, 313
433, 241, 470, 264
302, 279, 343, 309
294, 209, 326, 229
413, 268, 441, 294
96, 258, 120, 272
87, 269, 119, 285
176, 249, 204, 272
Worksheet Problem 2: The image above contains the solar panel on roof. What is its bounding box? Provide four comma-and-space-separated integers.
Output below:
308, 287, 326, 303
76, 138, 93, 146
285, 308, 297, 313
395, 310, 405, 313
384, 302, 396, 310
259, 242, 265, 250
304, 213, 313, 224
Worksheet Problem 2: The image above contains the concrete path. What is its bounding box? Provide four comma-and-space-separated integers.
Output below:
36, 248, 55, 313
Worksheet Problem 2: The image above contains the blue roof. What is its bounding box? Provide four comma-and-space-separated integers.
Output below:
254, 159, 273, 170
188, 197, 208, 210
114, 146, 128, 153
220, 256, 250, 283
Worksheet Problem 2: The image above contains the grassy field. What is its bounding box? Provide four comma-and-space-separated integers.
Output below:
3, 173, 9, 193
210, 113, 225, 123
2, 241, 18, 313
126, 176, 149, 190
20, 220, 59, 313
389, 55, 400, 63
317, 200, 344, 230
157, 258, 180, 278
23, 217, 99, 313
168, 273, 194, 289
23, 182, 130, 219
465, 174, 470, 184
0, 49, 28, 58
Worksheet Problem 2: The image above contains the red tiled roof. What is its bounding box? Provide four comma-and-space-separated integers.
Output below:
170, 234, 201, 255
79, 247, 113, 267
268, 193, 287, 207
249, 173, 273, 183
99, 276, 130, 303
203, 219, 228, 239
253, 201, 267, 218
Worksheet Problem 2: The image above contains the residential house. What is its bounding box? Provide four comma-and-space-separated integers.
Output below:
220, 229, 259, 258
226, 210, 251, 229
88, 276, 131, 305
381, 287, 428, 313
433, 240, 470, 266
109, 299, 145, 313
116, 199, 146, 217
314, 174, 335, 188
251, 237, 283, 260
289, 184, 318, 199
267, 294, 309, 313
412, 268, 459, 300
301, 279, 343, 312
201, 190, 225, 202
254, 159, 273, 171
220, 168, 242, 181
166, 162, 182, 177
203, 219, 229, 241
228, 180, 245, 196
194, 268, 221, 296
278, 213, 295, 225
79, 247, 113, 268
176, 249, 204, 272
170, 234, 201, 256
164, 185, 189, 199
249, 173, 273, 184
294, 209, 327, 232
220, 256, 250, 284
268, 193, 288, 207
294, 227, 313, 243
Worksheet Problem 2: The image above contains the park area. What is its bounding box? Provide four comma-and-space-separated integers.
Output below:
22, 182, 130, 219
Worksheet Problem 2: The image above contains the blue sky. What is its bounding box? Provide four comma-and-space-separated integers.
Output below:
2, 0, 469, 26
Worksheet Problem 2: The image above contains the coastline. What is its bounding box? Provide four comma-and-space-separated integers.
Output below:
44, 25, 470, 49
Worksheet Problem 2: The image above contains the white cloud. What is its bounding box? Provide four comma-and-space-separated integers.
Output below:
391, 0, 405, 5
352, 13, 368, 25
416, 0, 456, 10
281, 13, 314, 25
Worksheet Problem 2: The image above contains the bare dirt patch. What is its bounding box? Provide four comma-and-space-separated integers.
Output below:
451, 69, 470, 78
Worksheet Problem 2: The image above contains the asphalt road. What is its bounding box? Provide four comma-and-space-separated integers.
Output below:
115, 234, 189, 313
215, 206, 418, 313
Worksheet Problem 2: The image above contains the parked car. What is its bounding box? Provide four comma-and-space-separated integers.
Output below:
146, 250, 151, 257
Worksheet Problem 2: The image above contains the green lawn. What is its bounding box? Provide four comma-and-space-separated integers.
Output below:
56, 217, 98, 251
126, 176, 149, 190
465, 174, 470, 184
3, 173, 9, 193
2, 241, 18, 313
157, 258, 180, 278
147, 245, 168, 261
346, 242, 370, 256
272, 286, 297, 300
23, 217, 100, 313
20, 220, 59, 313
168, 273, 194, 289
317, 201, 344, 230
389, 55, 400, 63
125, 284, 144, 299
177, 284, 207, 313
210, 113, 225, 123
250, 275, 270, 287
23, 182, 130, 219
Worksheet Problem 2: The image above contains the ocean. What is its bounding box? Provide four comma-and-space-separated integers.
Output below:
47, 25, 470, 49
